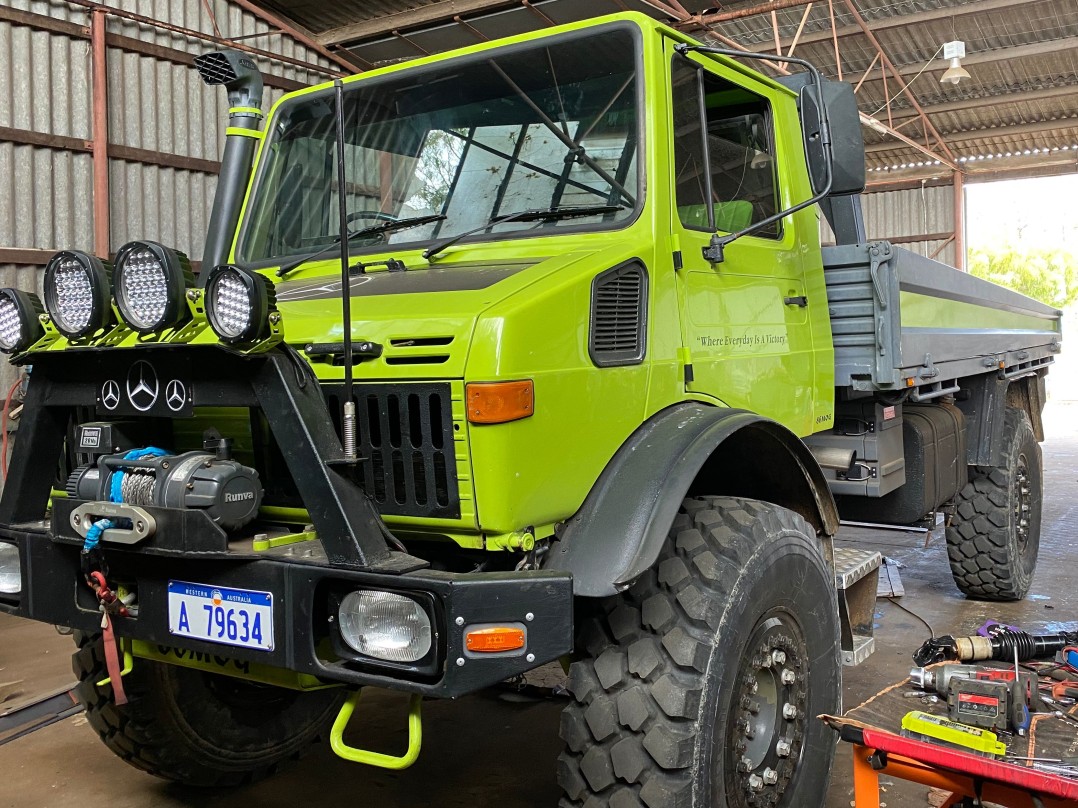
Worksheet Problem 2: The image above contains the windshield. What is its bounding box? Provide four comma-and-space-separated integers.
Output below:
237, 27, 641, 266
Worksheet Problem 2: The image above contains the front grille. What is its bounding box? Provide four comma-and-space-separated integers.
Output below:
322, 383, 460, 519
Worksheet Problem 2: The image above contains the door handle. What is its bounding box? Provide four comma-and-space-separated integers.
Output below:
784, 295, 808, 308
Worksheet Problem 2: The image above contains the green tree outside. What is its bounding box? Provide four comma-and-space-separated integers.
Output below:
968, 245, 1078, 309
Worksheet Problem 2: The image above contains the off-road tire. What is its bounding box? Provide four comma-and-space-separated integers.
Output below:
946, 407, 1043, 601
72, 631, 345, 786
557, 497, 841, 808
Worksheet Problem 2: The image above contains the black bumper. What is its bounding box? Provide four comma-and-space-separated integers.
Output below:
0, 523, 574, 698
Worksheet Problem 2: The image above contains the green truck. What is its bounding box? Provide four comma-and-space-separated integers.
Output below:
0, 12, 1061, 807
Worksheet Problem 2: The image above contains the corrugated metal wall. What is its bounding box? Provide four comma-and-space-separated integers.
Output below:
0, 0, 337, 398
822, 183, 959, 268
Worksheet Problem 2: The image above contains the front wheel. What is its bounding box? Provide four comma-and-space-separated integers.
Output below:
72, 632, 345, 786
557, 497, 840, 808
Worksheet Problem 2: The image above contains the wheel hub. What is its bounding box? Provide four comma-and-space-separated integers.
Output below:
1014, 455, 1031, 546
728, 615, 808, 807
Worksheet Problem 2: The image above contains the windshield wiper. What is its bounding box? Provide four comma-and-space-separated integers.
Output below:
276, 214, 447, 278
422, 205, 624, 261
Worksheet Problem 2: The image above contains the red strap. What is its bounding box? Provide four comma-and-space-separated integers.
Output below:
101, 612, 128, 706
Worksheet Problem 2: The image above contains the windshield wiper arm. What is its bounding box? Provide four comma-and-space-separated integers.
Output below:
276, 214, 447, 278
422, 204, 624, 261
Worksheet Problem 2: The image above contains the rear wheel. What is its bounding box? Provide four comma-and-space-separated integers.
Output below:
946, 407, 1042, 601
72, 631, 345, 786
557, 497, 840, 807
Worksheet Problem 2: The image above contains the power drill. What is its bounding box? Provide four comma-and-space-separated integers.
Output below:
909, 665, 1040, 733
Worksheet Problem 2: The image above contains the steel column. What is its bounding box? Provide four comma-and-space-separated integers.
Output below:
90, 10, 109, 260
953, 171, 966, 271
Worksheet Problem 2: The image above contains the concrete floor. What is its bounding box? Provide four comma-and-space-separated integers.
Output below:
2, 394, 1076, 807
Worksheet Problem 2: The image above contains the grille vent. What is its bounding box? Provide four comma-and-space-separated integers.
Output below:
589, 261, 648, 367
322, 383, 460, 519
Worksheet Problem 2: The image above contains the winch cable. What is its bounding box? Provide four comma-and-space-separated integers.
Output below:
80, 446, 169, 705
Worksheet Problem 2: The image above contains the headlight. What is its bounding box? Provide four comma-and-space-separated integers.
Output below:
205, 265, 276, 344
0, 543, 21, 595
0, 288, 45, 354
113, 240, 193, 334
43, 250, 113, 339
338, 590, 432, 663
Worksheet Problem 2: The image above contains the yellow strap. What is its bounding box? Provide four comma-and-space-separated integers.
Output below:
226, 127, 263, 139
229, 106, 263, 116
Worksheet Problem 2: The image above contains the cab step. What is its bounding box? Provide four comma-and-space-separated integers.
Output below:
833, 547, 883, 666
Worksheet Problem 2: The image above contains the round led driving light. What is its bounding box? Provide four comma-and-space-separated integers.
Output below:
0, 288, 45, 355
0, 543, 21, 595
338, 590, 432, 663
113, 240, 194, 334
205, 264, 276, 344
43, 250, 113, 339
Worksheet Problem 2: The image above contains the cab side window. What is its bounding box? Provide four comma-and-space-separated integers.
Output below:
672, 59, 780, 238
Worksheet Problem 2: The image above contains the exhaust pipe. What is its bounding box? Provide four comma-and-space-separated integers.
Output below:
194, 50, 265, 281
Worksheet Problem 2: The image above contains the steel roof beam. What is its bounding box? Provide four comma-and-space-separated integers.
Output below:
851, 35, 1078, 88
883, 82, 1078, 122
865, 116, 1078, 153
318, 0, 523, 46
772, 0, 1057, 50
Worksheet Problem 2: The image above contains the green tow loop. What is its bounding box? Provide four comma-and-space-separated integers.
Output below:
329, 690, 423, 770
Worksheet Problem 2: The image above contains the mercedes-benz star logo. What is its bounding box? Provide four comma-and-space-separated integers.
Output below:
126, 360, 159, 412
101, 380, 121, 411
165, 379, 187, 412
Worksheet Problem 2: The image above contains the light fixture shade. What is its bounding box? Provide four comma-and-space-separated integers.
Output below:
940, 57, 971, 85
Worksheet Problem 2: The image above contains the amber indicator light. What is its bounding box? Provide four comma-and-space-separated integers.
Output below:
466, 380, 534, 424
465, 626, 526, 653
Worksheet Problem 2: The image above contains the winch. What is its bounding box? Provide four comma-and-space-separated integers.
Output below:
66, 429, 262, 532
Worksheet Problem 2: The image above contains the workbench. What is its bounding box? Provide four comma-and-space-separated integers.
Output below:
824, 665, 1078, 807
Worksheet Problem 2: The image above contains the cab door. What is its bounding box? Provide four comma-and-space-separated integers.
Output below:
666, 48, 817, 436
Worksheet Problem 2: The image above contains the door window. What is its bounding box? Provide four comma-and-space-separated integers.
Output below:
671, 59, 780, 238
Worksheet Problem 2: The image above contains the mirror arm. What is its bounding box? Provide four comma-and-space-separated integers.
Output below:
673, 43, 834, 264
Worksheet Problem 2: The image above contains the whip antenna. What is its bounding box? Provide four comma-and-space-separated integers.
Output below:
333, 78, 357, 459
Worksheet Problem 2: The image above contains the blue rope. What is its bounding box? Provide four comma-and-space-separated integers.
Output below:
85, 447, 170, 554
83, 518, 113, 552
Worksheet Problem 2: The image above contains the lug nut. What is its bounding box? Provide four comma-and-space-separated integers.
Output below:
741, 697, 760, 714
738, 756, 754, 772
771, 650, 787, 666
782, 703, 798, 720
747, 774, 764, 791
747, 678, 759, 694
776, 739, 792, 758
781, 668, 796, 685
762, 768, 778, 786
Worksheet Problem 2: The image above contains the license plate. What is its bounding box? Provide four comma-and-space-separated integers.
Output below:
167, 581, 274, 652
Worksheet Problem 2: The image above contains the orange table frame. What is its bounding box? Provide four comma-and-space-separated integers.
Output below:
853, 744, 1076, 808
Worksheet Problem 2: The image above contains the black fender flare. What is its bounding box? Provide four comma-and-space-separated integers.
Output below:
545, 403, 840, 597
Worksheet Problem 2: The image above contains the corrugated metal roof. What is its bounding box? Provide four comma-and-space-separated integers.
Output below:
250, 0, 1078, 179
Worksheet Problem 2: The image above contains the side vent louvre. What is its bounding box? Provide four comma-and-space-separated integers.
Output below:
589, 260, 648, 367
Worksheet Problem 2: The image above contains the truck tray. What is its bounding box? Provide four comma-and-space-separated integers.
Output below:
823, 242, 1062, 396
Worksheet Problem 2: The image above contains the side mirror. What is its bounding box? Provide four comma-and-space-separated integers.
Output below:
799, 80, 865, 197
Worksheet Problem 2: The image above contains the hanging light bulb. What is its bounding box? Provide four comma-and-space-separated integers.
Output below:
940, 41, 970, 85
